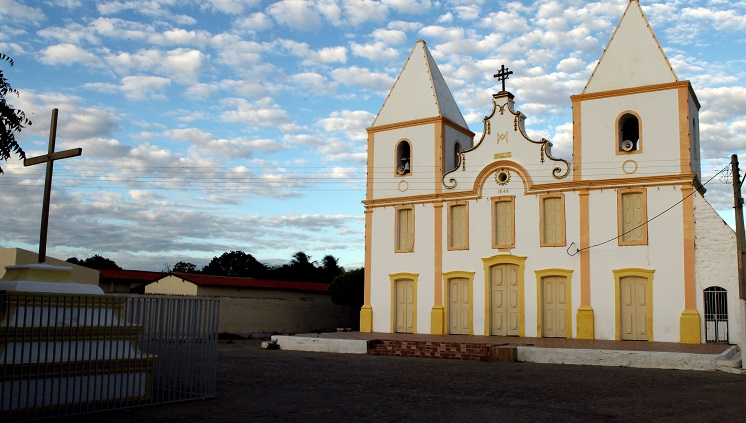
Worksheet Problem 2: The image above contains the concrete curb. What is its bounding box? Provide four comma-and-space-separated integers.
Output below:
517, 345, 740, 371
264, 335, 742, 372
270, 335, 368, 354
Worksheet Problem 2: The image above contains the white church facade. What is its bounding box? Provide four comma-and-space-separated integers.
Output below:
361, 0, 741, 346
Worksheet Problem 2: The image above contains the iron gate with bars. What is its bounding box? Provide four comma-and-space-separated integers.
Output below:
703, 286, 728, 343
0, 293, 219, 422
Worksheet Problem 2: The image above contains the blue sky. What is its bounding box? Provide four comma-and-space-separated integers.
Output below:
1, 0, 744, 271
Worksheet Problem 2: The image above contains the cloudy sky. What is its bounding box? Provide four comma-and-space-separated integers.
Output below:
0, 0, 744, 271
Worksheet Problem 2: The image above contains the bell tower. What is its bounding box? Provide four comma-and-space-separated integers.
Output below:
571, 0, 701, 183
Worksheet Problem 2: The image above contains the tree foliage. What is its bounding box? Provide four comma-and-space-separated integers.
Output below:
172, 261, 199, 273
66, 254, 122, 270
201, 251, 268, 278
200, 250, 344, 283
329, 268, 364, 307
0, 53, 31, 174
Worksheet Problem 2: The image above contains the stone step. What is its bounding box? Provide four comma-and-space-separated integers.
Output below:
0, 325, 143, 342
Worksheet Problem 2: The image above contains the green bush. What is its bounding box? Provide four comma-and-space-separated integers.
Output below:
329, 268, 364, 308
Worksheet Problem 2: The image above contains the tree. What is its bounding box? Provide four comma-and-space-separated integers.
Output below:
67, 254, 121, 270
319, 254, 344, 283
272, 251, 321, 282
201, 251, 267, 277
329, 268, 364, 308
0, 53, 31, 174
173, 261, 199, 273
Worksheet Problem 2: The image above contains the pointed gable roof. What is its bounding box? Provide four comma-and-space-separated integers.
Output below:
371, 40, 468, 129
583, 0, 677, 94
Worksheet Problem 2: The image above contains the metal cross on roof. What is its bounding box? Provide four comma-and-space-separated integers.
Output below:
493, 65, 513, 92
23, 109, 82, 263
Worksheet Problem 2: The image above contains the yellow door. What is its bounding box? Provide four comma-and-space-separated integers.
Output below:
448, 278, 470, 335
491, 264, 520, 336
621, 276, 648, 341
395, 279, 414, 333
542, 276, 567, 338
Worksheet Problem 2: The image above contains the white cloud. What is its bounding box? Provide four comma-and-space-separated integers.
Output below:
330, 66, 395, 90
371, 28, 407, 44
104, 48, 205, 83
453, 5, 480, 20
233, 12, 274, 32
219, 97, 297, 130
203, 0, 262, 14
556, 57, 586, 73
290, 72, 337, 95
278, 39, 348, 64
351, 42, 400, 61
317, 110, 376, 141
120, 75, 172, 101
267, 0, 323, 30
39, 44, 101, 66
0, 0, 45, 22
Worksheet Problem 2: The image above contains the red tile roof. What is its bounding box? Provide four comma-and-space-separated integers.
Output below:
99, 269, 166, 282
170, 273, 329, 292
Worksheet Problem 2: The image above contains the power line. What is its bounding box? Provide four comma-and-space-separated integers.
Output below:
566, 162, 731, 256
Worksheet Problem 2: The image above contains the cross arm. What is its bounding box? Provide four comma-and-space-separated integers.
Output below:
24, 148, 82, 167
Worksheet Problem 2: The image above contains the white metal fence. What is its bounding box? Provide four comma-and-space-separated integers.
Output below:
0, 293, 219, 422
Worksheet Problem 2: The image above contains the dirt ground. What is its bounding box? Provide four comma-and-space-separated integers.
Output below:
51, 339, 746, 422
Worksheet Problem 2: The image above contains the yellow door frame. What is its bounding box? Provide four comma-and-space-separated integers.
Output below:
482, 254, 526, 337
535, 268, 573, 339
614, 268, 655, 341
442, 271, 475, 335
390, 272, 418, 334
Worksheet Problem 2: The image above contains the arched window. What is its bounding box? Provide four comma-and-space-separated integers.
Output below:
454, 142, 461, 170
618, 112, 641, 153
704, 287, 728, 343
396, 140, 411, 175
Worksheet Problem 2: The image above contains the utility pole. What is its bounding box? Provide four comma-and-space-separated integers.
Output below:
732, 154, 746, 299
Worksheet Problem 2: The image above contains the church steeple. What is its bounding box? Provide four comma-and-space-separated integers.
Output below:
583, 0, 677, 93
371, 40, 468, 130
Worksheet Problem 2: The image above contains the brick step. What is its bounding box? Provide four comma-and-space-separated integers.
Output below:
367, 339, 517, 362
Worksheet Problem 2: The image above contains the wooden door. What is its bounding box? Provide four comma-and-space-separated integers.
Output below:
491, 264, 520, 336
395, 279, 414, 333
621, 276, 648, 341
542, 276, 567, 338
448, 278, 470, 335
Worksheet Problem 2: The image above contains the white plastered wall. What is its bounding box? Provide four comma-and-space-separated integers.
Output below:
693, 193, 741, 347
587, 186, 687, 342
369, 203, 435, 333
440, 177, 582, 337
372, 125, 436, 200
688, 93, 702, 181
579, 90, 681, 181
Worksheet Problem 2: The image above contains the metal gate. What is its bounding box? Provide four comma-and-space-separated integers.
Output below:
1, 293, 219, 422
703, 287, 728, 343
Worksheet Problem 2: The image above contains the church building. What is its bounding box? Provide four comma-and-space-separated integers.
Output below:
361, 0, 741, 346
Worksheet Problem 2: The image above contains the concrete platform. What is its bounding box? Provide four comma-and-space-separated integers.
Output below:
269, 332, 742, 372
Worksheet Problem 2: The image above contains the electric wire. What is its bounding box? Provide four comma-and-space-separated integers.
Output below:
566, 162, 732, 256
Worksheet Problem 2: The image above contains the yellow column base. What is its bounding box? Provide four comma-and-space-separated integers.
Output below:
576, 306, 595, 340
360, 304, 373, 333
680, 309, 701, 344
430, 305, 445, 335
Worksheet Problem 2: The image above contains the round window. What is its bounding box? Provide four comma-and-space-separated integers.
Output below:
495, 169, 510, 185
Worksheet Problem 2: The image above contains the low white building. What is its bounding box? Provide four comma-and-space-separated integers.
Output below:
361, 0, 740, 347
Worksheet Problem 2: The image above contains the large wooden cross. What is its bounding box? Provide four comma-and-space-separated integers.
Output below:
23, 109, 82, 263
